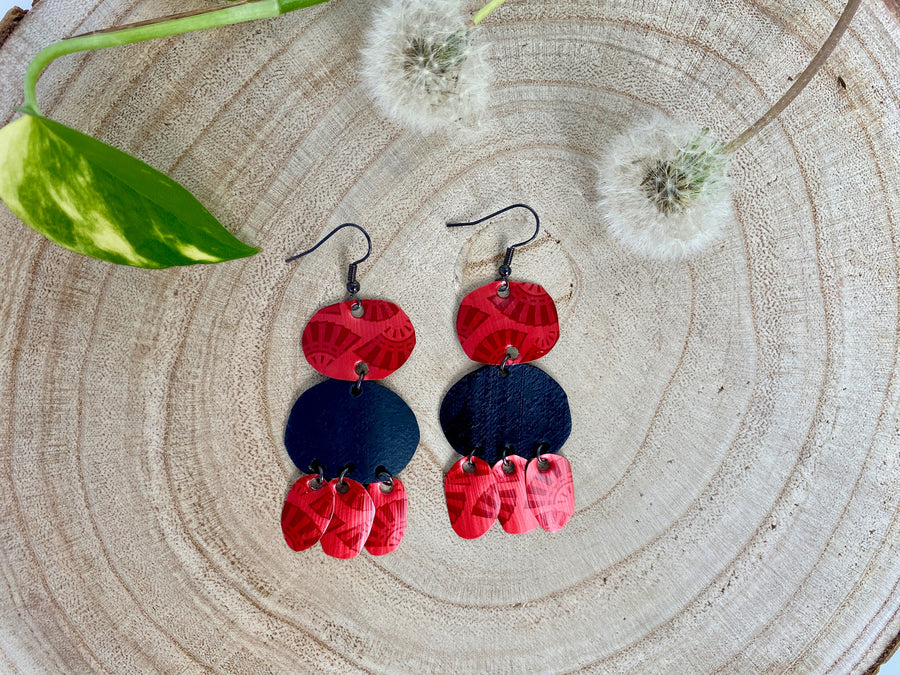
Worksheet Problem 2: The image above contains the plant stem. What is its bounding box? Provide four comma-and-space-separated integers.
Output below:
22, 0, 328, 115
724, 0, 862, 154
471, 0, 508, 26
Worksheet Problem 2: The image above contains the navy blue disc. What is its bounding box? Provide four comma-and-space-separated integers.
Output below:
284, 379, 420, 484
439, 363, 571, 465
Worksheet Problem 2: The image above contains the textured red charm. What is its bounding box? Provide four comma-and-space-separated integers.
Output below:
492, 455, 539, 534
456, 281, 559, 365
281, 475, 336, 552
320, 478, 376, 559
302, 299, 416, 381
526, 455, 575, 533
444, 457, 500, 539
364, 479, 408, 556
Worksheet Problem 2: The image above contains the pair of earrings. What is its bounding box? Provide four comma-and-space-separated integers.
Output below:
279, 205, 575, 559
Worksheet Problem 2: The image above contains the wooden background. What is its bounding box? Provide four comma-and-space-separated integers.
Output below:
1, 0, 899, 672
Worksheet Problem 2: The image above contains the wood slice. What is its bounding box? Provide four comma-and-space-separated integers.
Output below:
1, 0, 899, 672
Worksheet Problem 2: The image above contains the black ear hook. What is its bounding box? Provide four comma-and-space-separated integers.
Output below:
286, 223, 372, 303
447, 204, 540, 282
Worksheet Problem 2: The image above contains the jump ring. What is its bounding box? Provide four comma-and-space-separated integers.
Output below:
308, 461, 325, 489
535, 442, 551, 471
352, 369, 365, 395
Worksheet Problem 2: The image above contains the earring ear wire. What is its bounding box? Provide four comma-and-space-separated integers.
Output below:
447, 203, 540, 282
285, 222, 372, 305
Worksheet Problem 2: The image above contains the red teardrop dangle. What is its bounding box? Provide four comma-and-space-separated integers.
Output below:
320, 478, 376, 559
281, 475, 336, 551
444, 457, 500, 539
492, 455, 539, 534
364, 478, 408, 556
526, 454, 575, 533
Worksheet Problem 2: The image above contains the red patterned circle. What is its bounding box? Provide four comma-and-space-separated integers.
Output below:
302, 299, 416, 380
456, 281, 559, 365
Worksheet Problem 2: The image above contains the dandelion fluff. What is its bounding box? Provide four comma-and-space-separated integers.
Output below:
597, 115, 732, 261
361, 0, 492, 133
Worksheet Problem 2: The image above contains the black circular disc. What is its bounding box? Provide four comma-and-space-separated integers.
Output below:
284, 379, 420, 484
439, 364, 571, 464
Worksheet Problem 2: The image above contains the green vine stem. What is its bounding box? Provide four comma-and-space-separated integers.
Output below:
23, 0, 328, 115
471, 0, 508, 26
724, 0, 862, 154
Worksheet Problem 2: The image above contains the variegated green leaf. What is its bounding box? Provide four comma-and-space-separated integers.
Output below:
0, 113, 259, 268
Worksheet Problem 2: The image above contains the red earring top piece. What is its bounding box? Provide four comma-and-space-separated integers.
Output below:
448, 204, 560, 365
303, 299, 415, 380
456, 280, 558, 365
287, 223, 416, 380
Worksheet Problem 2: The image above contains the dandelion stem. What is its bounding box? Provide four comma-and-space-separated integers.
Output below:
724, 0, 862, 154
22, 0, 328, 115
471, 0, 508, 26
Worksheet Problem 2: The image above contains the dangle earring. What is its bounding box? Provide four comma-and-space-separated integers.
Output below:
441, 204, 575, 539
280, 224, 418, 558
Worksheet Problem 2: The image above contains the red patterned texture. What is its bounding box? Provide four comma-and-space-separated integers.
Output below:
302, 299, 415, 381
281, 476, 335, 551
526, 455, 575, 533
364, 479, 408, 556
456, 281, 559, 365
444, 457, 500, 539
492, 456, 539, 535
320, 478, 376, 559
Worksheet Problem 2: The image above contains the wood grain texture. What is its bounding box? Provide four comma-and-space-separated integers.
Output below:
0, 0, 899, 672
882, 0, 900, 21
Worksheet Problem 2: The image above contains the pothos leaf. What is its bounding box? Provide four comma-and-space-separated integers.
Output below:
0, 113, 259, 268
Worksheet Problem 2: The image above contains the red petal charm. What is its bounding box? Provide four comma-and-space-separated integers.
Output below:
320, 478, 376, 559
456, 281, 559, 365
302, 300, 416, 381
281, 475, 335, 551
444, 457, 500, 539
364, 478, 408, 556
492, 455, 539, 534
526, 455, 575, 533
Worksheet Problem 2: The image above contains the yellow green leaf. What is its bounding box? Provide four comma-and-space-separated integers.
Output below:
0, 113, 259, 268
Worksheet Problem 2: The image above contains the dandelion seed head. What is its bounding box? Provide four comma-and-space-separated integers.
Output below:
597, 115, 732, 261
361, 0, 491, 133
